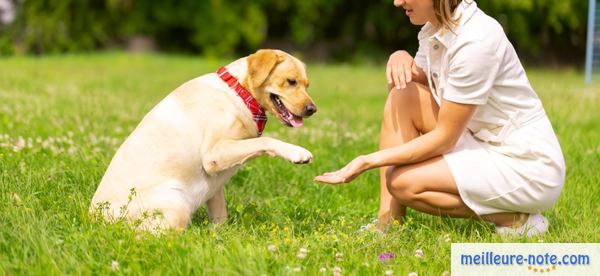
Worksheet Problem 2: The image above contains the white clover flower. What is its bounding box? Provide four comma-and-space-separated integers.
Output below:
292, 267, 301, 272
441, 271, 450, 276
408, 272, 418, 276
335, 252, 343, 261
333, 266, 342, 276
297, 247, 308, 259
319, 267, 327, 273
414, 249, 424, 258
111, 260, 119, 272
385, 269, 394, 275
443, 234, 452, 243
10, 192, 21, 204
267, 244, 276, 252
13, 137, 25, 152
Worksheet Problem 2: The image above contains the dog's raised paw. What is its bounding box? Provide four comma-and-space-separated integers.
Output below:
283, 146, 313, 164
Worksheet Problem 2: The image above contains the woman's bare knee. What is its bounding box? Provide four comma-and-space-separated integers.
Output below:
382, 82, 437, 136
384, 83, 420, 114
386, 166, 418, 204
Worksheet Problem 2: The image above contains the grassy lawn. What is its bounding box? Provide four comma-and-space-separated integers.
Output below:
1, 53, 599, 275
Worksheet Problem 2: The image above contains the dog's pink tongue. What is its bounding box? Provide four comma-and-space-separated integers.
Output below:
290, 116, 304, 127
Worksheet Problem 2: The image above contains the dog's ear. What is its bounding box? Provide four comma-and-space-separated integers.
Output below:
247, 49, 284, 88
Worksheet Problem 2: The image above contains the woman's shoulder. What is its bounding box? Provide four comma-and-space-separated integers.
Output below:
457, 8, 506, 44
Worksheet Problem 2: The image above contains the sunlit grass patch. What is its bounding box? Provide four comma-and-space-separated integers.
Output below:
0, 53, 598, 274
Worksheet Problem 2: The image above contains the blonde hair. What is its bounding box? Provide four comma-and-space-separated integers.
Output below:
433, 0, 462, 30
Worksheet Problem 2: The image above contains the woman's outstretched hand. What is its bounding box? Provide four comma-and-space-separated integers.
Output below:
314, 156, 371, 185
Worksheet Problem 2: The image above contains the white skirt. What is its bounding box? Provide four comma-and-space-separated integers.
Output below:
443, 116, 565, 215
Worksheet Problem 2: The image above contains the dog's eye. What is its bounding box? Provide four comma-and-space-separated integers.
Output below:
287, 79, 297, 86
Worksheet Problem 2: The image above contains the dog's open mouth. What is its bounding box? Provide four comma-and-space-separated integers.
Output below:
270, 94, 303, 127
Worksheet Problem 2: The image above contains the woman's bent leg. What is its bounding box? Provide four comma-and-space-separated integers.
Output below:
386, 156, 525, 227
378, 82, 439, 224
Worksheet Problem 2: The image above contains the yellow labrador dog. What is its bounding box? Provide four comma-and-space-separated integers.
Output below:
90, 49, 316, 231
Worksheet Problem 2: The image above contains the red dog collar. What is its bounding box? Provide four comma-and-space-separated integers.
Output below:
216, 67, 267, 136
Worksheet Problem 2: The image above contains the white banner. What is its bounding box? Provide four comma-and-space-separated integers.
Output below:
451, 243, 600, 275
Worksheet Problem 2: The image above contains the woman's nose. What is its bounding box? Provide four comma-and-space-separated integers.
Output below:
393, 0, 404, 7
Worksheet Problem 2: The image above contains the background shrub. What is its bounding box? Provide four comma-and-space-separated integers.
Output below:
0, 0, 590, 64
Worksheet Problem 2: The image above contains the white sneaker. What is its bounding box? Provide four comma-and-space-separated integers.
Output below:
496, 213, 548, 238
358, 219, 385, 234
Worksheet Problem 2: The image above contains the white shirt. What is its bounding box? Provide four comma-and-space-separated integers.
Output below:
414, 0, 546, 143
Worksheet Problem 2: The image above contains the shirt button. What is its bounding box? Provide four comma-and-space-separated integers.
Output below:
432, 72, 439, 79
433, 44, 440, 50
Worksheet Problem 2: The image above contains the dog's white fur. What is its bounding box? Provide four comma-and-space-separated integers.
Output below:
90, 49, 315, 231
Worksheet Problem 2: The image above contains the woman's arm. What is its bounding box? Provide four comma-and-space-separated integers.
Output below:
314, 100, 477, 184
365, 100, 475, 167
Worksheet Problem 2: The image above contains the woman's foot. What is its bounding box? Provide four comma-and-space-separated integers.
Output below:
495, 213, 548, 238
358, 211, 402, 234
358, 219, 386, 234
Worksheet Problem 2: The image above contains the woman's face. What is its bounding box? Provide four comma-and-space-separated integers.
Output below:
393, 0, 437, 26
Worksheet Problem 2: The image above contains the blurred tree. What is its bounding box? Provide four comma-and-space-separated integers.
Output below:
0, 0, 590, 64
2, 0, 126, 54
122, 0, 266, 56
478, 0, 588, 63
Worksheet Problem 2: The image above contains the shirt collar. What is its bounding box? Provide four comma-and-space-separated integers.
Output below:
418, 0, 478, 48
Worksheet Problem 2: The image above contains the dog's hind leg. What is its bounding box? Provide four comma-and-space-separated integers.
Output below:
135, 206, 191, 233
206, 188, 228, 224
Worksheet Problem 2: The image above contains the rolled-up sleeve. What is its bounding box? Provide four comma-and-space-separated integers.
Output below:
443, 39, 500, 105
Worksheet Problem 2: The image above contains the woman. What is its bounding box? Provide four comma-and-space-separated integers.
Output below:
315, 0, 565, 237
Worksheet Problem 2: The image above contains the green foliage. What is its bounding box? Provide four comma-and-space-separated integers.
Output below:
189, 1, 266, 56
478, 0, 588, 57
0, 33, 13, 55
0, 0, 591, 61
122, 0, 267, 56
2, 0, 125, 54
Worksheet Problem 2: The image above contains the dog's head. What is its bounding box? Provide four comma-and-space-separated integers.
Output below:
245, 49, 316, 127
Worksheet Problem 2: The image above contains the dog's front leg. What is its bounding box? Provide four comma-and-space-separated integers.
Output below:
206, 188, 228, 224
203, 137, 312, 176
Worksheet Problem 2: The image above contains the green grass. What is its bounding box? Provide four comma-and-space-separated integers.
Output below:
1, 53, 599, 275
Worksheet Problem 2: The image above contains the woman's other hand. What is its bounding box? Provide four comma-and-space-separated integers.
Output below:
314, 155, 371, 184
386, 50, 420, 91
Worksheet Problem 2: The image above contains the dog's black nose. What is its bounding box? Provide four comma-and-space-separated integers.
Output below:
303, 103, 317, 117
